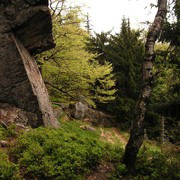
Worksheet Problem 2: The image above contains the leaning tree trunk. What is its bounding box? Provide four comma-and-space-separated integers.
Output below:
123, 0, 167, 172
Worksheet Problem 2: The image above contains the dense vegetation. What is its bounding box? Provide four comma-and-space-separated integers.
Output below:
37, 6, 116, 107
87, 18, 144, 127
0, 0, 179, 179
0, 120, 179, 179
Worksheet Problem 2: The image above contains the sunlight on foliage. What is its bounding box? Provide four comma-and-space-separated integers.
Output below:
37, 4, 116, 107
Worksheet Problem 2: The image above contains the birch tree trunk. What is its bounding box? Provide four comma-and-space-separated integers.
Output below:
123, 0, 167, 172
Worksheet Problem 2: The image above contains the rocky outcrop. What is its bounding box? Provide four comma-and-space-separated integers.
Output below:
0, 0, 59, 128
70, 102, 115, 126
0, 103, 36, 126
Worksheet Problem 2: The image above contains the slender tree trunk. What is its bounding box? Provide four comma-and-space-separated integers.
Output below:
123, 0, 167, 172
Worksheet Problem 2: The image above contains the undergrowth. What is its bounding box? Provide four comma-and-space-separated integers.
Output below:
0, 150, 18, 179
109, 142, 180, 180
12, 126, 105, 179
0, 120, 179, 180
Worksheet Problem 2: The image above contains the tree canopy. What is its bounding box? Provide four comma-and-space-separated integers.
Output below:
87, 18, 144, 125
37, 3, 116, 107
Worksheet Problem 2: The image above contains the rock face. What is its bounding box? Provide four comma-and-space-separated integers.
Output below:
0, 103, 36, 126
0, 0, 59, 128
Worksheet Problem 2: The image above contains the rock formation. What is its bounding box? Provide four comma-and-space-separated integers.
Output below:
69, 102, 115, 126
0, 0, 59, 128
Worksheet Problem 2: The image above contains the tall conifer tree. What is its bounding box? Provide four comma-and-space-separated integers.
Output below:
88, 18, 144, 125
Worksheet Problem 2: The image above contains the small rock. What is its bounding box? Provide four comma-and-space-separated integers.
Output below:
80, 125, 95, 131
15, 123, 29, 129
0, 140, 9, 147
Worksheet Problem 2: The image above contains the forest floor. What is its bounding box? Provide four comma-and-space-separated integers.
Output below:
0, 119, 128, 180
86, 161, 115, 180
86, 127, 128, 180
1, 118, 179, 180
100, 127, 127, 145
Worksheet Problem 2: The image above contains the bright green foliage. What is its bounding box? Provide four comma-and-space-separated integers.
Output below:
87, 18, 144, 125
0, 121, 179, 179
9, 120, 125, 179
12, 127, 104, 179
37, 8, 116, 107
0, 125, 17, 140
0, 150, 18, 179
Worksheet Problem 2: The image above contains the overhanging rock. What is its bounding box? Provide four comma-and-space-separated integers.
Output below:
0, 0, 59, 128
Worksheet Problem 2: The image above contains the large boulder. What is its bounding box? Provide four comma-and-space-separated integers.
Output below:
70, 102, 115, 126
0, 0, 59, 128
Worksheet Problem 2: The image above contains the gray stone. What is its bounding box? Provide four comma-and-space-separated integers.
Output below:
0, 103, 33, 126
75, 102, 88, 119
0, 0, 59, 128
80, 125, 95, 131
72, 101, 115, 126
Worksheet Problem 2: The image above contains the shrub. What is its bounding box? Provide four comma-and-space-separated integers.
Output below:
0, 150, 18, 179
0, 124, 17, 140
13, 127, 104, 179
134, 147, 180, 180
103, 143, 124, 162
109, 143, 180, 180
109, 163, 127, 180
0, 126, 6, 140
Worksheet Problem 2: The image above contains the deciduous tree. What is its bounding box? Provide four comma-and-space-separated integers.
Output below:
38, 3, 116, 107
123, 0, 167, 172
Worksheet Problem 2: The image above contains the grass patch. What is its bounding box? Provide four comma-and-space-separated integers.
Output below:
61, 120, 102, 139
